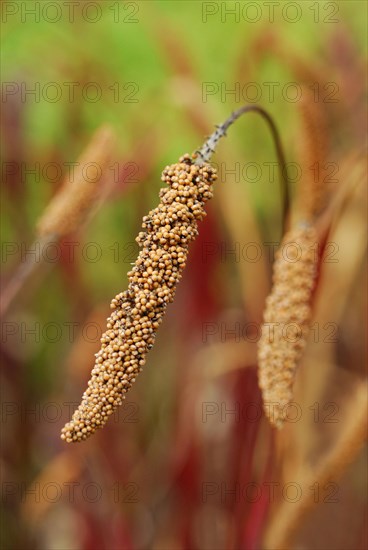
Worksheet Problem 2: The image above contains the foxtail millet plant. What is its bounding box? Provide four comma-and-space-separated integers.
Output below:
61, 155, 217, 442
258, 90, 327, 428
257, 223, 317, 428
62, 105, 288, 442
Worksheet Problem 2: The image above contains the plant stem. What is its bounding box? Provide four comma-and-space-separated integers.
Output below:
194, 104, 290, 232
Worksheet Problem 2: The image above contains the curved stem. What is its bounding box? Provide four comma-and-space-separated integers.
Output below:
194, 104, 290, 233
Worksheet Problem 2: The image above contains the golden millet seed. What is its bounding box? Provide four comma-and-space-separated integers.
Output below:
61, 155, 217, 442
257, 224, 317, 429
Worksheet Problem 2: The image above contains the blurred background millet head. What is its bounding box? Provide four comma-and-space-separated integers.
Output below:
1, 2, 367, 550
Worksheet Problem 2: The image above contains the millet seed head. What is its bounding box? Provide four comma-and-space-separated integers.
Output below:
257, 224, 317, 429
61, 155, 217, 442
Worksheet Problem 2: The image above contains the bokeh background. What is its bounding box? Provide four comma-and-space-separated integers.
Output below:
1, 1, 367, 549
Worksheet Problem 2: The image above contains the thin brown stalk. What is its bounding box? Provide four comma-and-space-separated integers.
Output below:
263, 381, 368, 549
315, 148, 367, 242
296, 87, 329, 221
194, 104, 290, 232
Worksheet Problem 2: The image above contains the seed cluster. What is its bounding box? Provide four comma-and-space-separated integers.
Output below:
257, 224, 317, 428
61, 154, 217, 442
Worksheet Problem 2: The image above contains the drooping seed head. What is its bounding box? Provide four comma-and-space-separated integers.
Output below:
61, 155, 217, 442
257, 224, 317, 428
